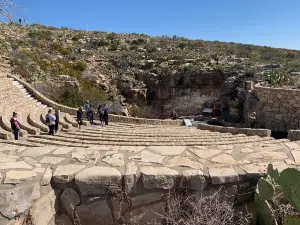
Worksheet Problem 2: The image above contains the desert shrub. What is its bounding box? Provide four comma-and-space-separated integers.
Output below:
107, 32, 117, 40
265, 62, 294, 86
245, 68, 256, 77
58, 80, 106, 108
72, 61, 87, 72
178, 42, 187, 49
10, 51, 45, 81
109, 43, 119, 51
28, 29, 52, 41
145, 44, 157, 53
51, 42, 73, 55
90, 39, 109, 48
150, 188, 252, 225
128, 105, 160, 118
72, 33, 85, 41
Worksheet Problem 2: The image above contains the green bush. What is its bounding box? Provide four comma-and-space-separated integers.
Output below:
58, 80, 106, 108
107, 32, 117, 40
72, 61, 87, 72
28, 29, 52, 41
72, 33, 85, 41
109, 43, 119, 51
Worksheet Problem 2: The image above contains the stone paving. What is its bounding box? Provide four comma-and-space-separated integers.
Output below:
1, 123, 299, 224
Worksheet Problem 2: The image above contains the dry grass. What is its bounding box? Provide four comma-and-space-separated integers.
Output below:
149, 188, 252, 225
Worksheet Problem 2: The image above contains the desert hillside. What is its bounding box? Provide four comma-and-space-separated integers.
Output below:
1, 23, 300, 118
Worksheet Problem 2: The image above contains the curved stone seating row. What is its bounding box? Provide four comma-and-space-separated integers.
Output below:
28, 107, 49, 133
26, 133, 274, 147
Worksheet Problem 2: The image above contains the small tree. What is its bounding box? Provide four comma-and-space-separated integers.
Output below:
0, 0, 19, 22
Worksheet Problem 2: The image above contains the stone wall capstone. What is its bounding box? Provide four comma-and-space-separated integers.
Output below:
254, 83, 300, 132
197, 123, 271, 137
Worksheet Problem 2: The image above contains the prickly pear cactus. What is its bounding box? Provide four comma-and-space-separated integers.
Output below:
267, 163, 280, 183
292, 183, 300, 211
279, 168, 300, 209
255, 194, 277, 225
258, 176, 275, 201
283, 215, 300, 225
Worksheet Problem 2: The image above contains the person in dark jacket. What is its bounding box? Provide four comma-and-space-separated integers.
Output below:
55, 109, 60, 134
103, 104, 109, 126
10, 112, 20, 140
77, 106, 83, 130
171, 110, 177, 120
97, 104, 104, 126
88, 108, 94, 125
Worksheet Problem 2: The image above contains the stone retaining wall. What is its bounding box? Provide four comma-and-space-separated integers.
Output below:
197, 123, 271, 137
287, 130, 300, 141
8, 74, 181, 126
4, 164, 258, 225
254, 84, 300, 131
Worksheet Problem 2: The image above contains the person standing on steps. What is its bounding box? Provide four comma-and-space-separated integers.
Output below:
97, 104, 104, 126
55, 109, 60, 134
88, 107, 94, 125
77, 106, 83, 130
84, 100, 91, 121
103, 104, 109, 126
45, 109, 56, 135
10, 112, 21, 140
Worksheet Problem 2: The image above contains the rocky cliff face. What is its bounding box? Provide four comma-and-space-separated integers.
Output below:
1, 23, 300, 118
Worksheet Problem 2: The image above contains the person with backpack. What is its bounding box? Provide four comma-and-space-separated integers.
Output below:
77, 106, 83, 130
55, 109, 60, 134
45, 109, 56, 135
103, 104, 109, 126
10, 112, 21, 140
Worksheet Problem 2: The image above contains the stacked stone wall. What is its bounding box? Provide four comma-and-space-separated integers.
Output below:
197, 123, 271, 137
254, 84, 300, 131
287, 130, 300, 141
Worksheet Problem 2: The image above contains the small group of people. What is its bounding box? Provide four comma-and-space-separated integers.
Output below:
10, 109, 60, 140
76, 100, 109, 129
10, 100, 108, 141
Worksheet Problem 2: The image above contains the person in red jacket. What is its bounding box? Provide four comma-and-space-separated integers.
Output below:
10, 112, 21, 140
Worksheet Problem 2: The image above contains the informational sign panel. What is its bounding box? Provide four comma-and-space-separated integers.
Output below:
183, 119, 193, 127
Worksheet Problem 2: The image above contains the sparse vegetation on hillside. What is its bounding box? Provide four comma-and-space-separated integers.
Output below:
1, 23, 300, 117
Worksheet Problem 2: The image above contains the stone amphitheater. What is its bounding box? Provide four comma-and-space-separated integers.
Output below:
0, 56, 300, 225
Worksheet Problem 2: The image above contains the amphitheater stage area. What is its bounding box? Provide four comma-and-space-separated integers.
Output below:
1, 121, 300, 225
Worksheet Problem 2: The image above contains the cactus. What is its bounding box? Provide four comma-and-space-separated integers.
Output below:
257, 176, 275, 201
255, 165, 300, 224
278, 168, 300, 210
283, 215, 300, 225
292, 183, 300, 211
267, 163, 280, 183
255, 194, 277, 225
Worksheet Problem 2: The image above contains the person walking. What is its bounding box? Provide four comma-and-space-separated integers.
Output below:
84, 100, 91, 120
103, 104, 109, 126
77, 106, 83, 130
10, 112, 21, 140
55, 109, 60, 134
45, 109, 56, 135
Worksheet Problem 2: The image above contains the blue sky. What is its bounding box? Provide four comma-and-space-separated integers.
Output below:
11, 0, 300, 50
